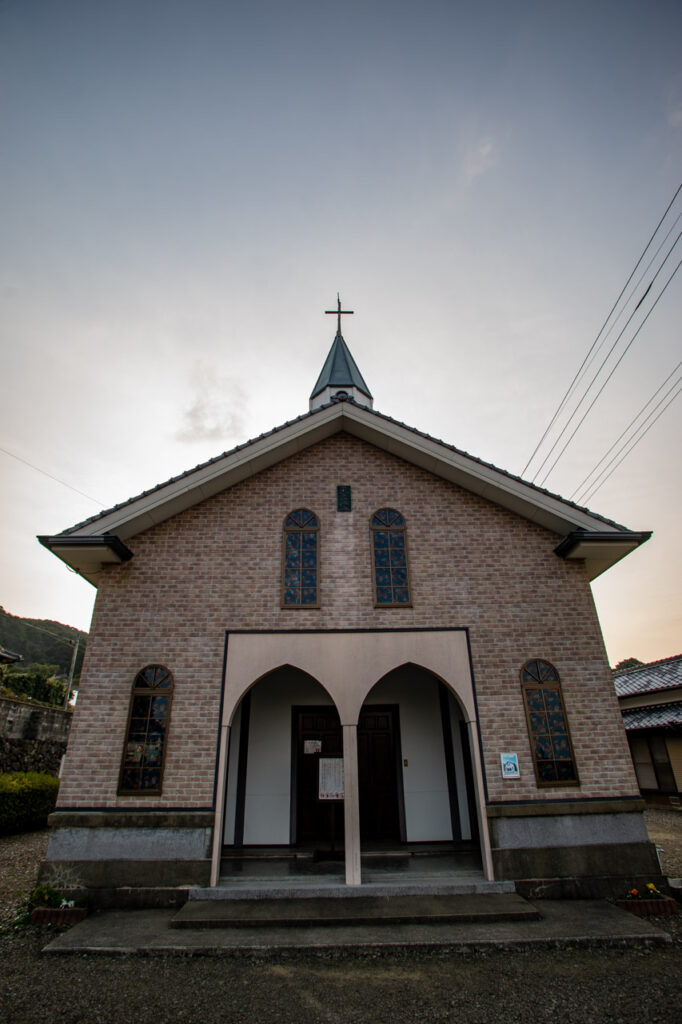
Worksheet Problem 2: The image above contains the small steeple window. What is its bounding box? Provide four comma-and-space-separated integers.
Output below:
282, 509, 319, 607
371, 508, 411, 606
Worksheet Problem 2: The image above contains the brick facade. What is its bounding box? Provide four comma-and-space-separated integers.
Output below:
58, 431, 638, 811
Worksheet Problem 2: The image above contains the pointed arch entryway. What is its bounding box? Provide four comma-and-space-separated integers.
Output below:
358, 665, 480, 858
211, 629, 494, 887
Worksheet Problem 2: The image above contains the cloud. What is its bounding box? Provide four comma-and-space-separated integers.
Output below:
460, 138, 497, 184
668, 106, 682, 127
175, 361, 247, 443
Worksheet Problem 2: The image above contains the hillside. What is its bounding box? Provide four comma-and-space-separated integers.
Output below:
0, 606, 87, 677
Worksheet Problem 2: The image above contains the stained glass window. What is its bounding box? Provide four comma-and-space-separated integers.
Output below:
371, 508, 411, 606
119, 665, 173, 795
282, 509, 319, 607
521, 660, 578, 786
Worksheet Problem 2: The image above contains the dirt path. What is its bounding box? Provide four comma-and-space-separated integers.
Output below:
1, 812, 681, 1023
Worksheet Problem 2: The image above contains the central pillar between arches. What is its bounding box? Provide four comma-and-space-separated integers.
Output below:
342, 723, 361, 885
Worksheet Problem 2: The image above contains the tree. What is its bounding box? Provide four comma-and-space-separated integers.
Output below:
614, 657, 644, 672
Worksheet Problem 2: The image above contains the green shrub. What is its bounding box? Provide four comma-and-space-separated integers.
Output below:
30, 884, 62, 908
0, 664, 66, 706
0, 772, 59, 835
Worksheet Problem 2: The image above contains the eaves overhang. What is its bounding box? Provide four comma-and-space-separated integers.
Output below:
554, 530, 651, 581
38, 534, 134, 586
44, 401, 650, 584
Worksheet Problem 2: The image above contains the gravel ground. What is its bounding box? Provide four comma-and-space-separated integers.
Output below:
0, 810, 681, 1024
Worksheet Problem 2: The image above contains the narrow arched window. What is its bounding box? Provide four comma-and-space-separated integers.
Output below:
521, 659, 579, 787
119, 665, 173, 795
282, 508, 319, 607
371, 508, 411, 606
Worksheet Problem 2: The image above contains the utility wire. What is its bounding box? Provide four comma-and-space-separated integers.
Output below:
4, 618, 80, 649
567, 208, 682, 406
532, 227, 682, 483
521, 181, 682, 477
0, 445, 104, 506
532, 229, 682, 483
537, 253, 682, 488
582, 382, 682, 506
571, 360, 682, 503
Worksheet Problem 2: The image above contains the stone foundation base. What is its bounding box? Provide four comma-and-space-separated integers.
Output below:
487, 799, 665, 899
41, 810, 213, 905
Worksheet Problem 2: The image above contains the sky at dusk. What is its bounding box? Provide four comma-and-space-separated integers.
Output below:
1, 0, 680, 666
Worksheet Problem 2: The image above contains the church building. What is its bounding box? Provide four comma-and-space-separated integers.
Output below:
40, 303, 661, 901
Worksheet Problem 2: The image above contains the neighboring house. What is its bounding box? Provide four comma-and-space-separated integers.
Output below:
614, 655, 682, 803
38, 313, 661, 901
0, 645, 23, 665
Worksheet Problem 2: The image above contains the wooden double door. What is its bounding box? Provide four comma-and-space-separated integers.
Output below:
293, 705, 403, 845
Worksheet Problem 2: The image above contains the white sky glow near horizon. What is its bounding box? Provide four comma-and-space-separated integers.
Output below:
0, 0, 680, 666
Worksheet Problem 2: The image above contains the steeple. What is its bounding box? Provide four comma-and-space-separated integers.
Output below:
309, 295, 373, 411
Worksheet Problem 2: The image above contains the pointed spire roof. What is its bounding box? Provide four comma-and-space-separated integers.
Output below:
310, 330, 373, 404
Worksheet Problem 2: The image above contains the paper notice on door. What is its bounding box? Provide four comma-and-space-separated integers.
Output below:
319, 757, 344, 800
304, 739, 322, 754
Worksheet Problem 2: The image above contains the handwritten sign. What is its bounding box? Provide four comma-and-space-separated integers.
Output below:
319, 757, 344, 800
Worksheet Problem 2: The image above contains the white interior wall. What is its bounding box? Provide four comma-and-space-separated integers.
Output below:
369, 669, 453, 842
242, 670, 333, 845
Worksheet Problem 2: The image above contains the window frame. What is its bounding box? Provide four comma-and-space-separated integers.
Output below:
281, 508, 321, 609
118, 665, 174, 797
370, 508, 412, 608
520, 659, 580, 788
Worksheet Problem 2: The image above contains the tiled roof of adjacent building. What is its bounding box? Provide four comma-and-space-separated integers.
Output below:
621, 701, 682, 731
613, 654, 682, 698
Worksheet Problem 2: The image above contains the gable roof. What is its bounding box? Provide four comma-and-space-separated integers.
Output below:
310, 332, 372, 402
614, 654, 682, 698
39, 397, 650, 585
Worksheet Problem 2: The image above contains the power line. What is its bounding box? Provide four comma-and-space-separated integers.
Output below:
571, 360, 682, 504
536, 253, 682, 488
0, 445, 104, 506
531, 227, 682, 483
521, 181, 682, 478
567, 208, 682, 406
582, 382, 682, 505
4, 618, 80, 648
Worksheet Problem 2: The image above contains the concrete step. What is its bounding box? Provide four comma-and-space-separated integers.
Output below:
192, 877, 515, 900
171, 892, 539, 929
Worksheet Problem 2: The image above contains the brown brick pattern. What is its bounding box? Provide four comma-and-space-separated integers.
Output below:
58, 433, 637, 808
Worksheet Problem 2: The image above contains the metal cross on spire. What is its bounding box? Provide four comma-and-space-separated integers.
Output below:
325, 293, 354, 334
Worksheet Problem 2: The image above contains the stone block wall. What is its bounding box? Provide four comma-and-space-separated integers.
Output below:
0, 696, 71, 775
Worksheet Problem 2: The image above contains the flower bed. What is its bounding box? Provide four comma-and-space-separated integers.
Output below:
615, 897, 678, 918
30, 906, 88, 925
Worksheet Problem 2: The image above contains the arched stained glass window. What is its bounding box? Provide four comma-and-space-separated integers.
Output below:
371, 508, 411, 606
282, 508, 319, 607
521, 659, 579, 787
119, 665, 173, 795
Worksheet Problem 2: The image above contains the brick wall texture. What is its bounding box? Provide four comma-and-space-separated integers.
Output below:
58, 432, 638, 809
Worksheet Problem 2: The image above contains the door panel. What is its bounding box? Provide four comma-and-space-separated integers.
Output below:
294, 706, 343, 844
358, 705, 401, 841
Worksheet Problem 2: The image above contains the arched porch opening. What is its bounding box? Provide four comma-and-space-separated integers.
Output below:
358, 664, 481, 873
221, 665, 339, 849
